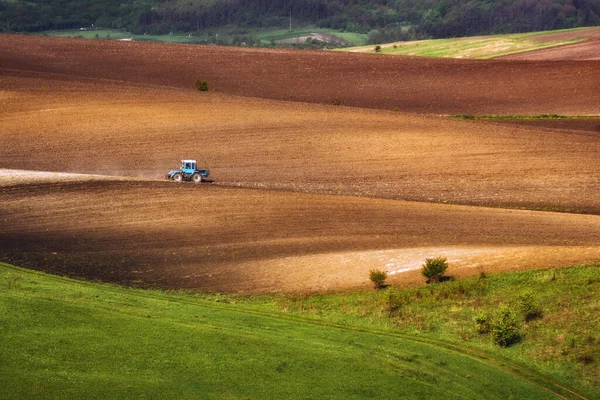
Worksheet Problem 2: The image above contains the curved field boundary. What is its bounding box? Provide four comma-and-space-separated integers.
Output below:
0, 262, 590, 400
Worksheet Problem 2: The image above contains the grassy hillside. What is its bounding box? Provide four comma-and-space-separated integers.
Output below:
40, 27, 369, 47
341, 27, 592, 58
1, 261, 598, 398
266, 265, 600, 393
41, 28, 218, 44
256, 28, 368, 45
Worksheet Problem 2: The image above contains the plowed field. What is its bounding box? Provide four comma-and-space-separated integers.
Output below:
2, 70, 600, 213
2, 180, 600, 292
1, 58, 600, 292
1, 34, 599, 115
501, 27, 600, 60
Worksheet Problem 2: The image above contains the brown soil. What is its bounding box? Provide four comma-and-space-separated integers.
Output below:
1, 39, 600, 293
2, 70, 599, 214
502, 27, 600, 60
526, 27, 600, 42
2, 180, 599, 292
490, 119, 600, 134
1, 34, 599, 115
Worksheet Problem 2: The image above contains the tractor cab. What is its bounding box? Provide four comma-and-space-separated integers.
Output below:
181, 160, 197, 174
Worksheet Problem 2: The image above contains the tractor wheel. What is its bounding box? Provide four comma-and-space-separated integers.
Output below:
172, 173, 183, 182
192, 173, 202, 183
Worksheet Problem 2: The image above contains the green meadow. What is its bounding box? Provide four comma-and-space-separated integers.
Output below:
1, 261, 598, 399
39, 27, 368, 46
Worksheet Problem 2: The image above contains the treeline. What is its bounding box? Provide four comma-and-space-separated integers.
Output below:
0, 0, 150, 32
137, 0, 340, 34
367, 0, 600, 44
416, 0, 600, 37
1, 0, 599, 41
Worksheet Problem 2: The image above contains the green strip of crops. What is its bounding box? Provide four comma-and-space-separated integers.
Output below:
1, 262, 597, 399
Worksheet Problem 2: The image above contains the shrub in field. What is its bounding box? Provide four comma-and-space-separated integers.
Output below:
369, 269, 388, 289
491, 306, 521, 347
421, 257, 448, 283
375, 45, 382, 52
195, 80, 209, 92
384, 290, 400, 315
6, 273, 22, 290
576, 352, 595, 365
474, 311, 491, 334
518, 291, 543, 321
331, 98, 341, 106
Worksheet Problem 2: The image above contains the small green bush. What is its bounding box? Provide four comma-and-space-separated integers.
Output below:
375, 45, 381, 52
518, 291, 543, 322
474, 312, 491, 334
6, 273, 22, 290
575, 352, 595, 365
195, 80, 209, 92
369, 269, 388, 290
421, 257, 448, 283
383, 290, 407, 316
491, 306, 521, 347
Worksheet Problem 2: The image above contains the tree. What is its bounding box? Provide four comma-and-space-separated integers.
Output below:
195, 80, 208, 92
421, 257, 448, 283
369, 269, 388, 289
491, 306, 522, 347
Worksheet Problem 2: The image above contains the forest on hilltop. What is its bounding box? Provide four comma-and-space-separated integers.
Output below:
2, 0, 599, 44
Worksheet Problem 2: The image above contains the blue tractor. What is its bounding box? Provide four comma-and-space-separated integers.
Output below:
166, 159, 210, 183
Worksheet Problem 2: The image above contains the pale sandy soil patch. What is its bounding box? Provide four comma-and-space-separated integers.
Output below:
234, 246, 600, 292
0, 169, 130, 186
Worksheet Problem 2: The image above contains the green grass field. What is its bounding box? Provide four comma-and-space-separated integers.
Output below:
269, 265, 600, 393
40, 27, 368, 46
257, 29, 368, 45
2, 261, 599, 398
41, 29, 209, 44
340, 27, 593, 59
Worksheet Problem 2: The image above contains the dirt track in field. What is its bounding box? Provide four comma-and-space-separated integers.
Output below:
1, 34, 599, 115
1, 36, 600, 292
